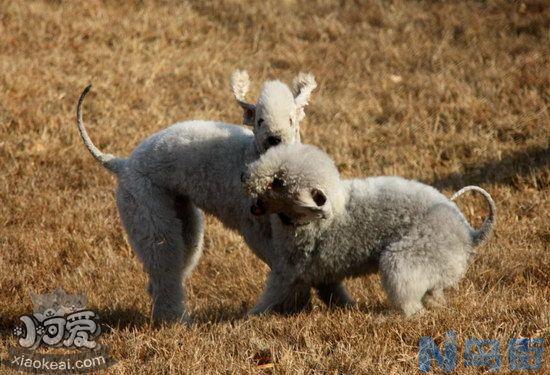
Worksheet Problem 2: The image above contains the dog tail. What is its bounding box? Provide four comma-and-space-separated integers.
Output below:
451, 186, 496, 247
76, 84, 126, 174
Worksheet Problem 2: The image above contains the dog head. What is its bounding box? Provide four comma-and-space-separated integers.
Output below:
231, 70, 317, 153
242, 144, 345, 226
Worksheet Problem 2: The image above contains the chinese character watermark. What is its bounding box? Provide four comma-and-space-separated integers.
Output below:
2, 289, 114, 373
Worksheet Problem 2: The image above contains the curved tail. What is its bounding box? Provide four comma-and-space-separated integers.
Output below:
451, 186, 496, 247
76, 84, 125, 173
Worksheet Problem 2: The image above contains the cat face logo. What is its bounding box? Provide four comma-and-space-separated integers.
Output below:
12, 289, 101, 350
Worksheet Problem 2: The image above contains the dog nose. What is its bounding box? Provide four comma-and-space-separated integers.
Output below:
266, 136, 281, 147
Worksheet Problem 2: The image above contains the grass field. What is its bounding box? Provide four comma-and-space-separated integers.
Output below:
1, 0, 549, 373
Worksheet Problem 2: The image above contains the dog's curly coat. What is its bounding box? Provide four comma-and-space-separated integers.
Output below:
242, 144, 496, 316
75, 73, 354, 323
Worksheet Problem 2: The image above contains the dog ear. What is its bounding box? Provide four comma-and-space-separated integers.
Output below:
237, 101, 256, 126
231, 70, 256, 126
292, 72, 317, 122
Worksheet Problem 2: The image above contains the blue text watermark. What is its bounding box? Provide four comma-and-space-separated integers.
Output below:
419, 331, 544, 372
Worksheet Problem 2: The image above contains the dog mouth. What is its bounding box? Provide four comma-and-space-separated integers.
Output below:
250, 198, 267, 216
277, 212, 294, 226
264, 135, 282, 150
250, 203, 308, 227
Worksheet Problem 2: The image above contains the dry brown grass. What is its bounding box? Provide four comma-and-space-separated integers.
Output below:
1, 0, 549, 373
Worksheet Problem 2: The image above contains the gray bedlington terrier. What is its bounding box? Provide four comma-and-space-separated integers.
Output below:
242, 144, 496, 317
76, 72, 352, 323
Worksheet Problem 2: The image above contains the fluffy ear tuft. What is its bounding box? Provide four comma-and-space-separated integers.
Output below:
231, 69, 256, 125
231, 69, 250, 102
292, 72, 317, 108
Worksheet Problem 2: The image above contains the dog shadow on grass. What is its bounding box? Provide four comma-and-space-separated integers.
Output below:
0, 302, 398, 338
192, 303, 249, 325
430, 145, 549, 190
98, 307, 150, 332
191, 299, 393, 325
0, 316, 21, 340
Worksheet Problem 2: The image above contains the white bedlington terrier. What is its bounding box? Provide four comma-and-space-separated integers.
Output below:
76, 72, 352, 323
242, 144, 496, 317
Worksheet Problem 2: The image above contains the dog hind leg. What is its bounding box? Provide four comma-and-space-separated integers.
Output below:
116, 183, 203, 324
174, 194, 205, 279
379, 239, 430, 317
379, 204, 471, 317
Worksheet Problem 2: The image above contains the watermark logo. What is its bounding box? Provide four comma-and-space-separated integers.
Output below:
419, 331, 544, 372
13, 289, 99, 350
2, 288, 115, 373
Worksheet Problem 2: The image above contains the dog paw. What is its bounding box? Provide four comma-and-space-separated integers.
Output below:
152, 308, 192, 326
422, 289, 446, 309
401, 302, 425, 318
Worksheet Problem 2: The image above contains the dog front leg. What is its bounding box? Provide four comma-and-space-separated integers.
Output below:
316, 282, 356, 307
248, 271, 311, 316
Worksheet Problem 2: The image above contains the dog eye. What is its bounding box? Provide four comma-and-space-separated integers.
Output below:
289, 117, 293, 125
257, 118, 264, 127
271, 177, 284, 189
